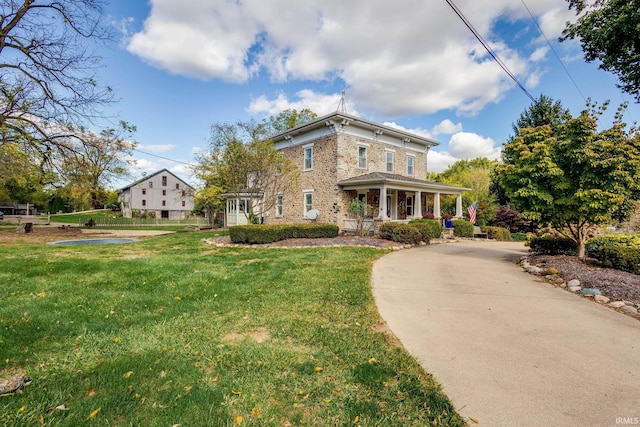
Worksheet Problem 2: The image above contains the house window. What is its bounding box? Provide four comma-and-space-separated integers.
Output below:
162, 200, 166, 206
182, 201, 186, 207
162, 190, 166, 196
142, 189, 146, 195
276, 194, 283, 217
303, 146, 313, 170
407, 155, 415, 176
358, 145, 368, 169
142, 199, 146, 206
303, 191, 313, 216
176, 183, 180, 189
406, 196, 414, 217
148, 181, 153, 188
228, 199, 237, 213
162, 176, 167, 186
386, 151, 394, 173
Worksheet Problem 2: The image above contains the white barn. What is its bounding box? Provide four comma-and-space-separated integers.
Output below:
118, 169, 194, 219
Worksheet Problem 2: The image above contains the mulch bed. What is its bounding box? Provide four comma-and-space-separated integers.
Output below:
529, 254, 640, 305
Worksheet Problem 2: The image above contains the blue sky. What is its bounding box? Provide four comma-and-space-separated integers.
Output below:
94, 0, 639, 188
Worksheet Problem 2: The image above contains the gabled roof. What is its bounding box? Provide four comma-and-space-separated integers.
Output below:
270, 111, 439, 149
119, 168, 194, 192
337, 172, 470, 194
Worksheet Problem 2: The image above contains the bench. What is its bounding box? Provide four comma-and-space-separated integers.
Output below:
473, 226, 488, 238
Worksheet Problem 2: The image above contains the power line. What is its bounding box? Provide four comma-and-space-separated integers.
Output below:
133, 148, 194, 166
520, 0, 586, 102
443, 0, 536, 104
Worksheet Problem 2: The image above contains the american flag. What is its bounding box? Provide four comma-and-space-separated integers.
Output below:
467, 201, 478, 224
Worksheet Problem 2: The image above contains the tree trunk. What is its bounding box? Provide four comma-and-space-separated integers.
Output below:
577, 241, 586, 259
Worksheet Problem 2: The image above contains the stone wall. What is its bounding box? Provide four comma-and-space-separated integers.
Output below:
267, 133, 341, 226
337, 133, 427, 180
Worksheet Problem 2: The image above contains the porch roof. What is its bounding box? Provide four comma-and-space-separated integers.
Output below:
337, 172, 470, 194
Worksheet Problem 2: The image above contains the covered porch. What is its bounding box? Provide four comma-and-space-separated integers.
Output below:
337, 172, 470, 230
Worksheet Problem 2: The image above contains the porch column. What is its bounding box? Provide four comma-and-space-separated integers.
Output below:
414, 190, 422, 218
433, 192, 441, 219
455, 194, 463, 218
379, 186, 388, 219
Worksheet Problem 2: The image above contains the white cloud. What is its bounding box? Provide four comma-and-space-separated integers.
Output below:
171, 164, 196, 177
127, 0, 567, 117
138, 144, 175, 153
427, 150, 459, 173
431, 119, 463, 136
448, 132, 502, 159
131, 158, 158, 172
248, 90, 359, 117
427, 131, 502, 173
383, 122, 433, 139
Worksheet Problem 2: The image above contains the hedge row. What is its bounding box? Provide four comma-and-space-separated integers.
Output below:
378, 223, 424, 245
229, 223, 339, 244
586, 234, 640, 275
408, 218, 442, 239
451, 220, 474, 238
529, 237, 577, 255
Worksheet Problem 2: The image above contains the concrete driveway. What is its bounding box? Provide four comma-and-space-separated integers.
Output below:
372, 240, 640, 427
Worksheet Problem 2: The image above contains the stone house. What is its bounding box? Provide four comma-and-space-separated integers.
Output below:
224, 112, 468, 229
118, 168, 194, 219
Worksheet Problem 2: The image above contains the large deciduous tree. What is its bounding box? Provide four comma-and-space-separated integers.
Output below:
497, 103, 640, 258
0, 0, 117, 171
561, 0, 640, 102
197, 115, 305, 223
58, 122, 137, 209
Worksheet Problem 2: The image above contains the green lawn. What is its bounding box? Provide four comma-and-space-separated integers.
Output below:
0, 232, 464, 426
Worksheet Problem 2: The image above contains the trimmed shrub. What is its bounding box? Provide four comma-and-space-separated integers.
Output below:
483, 226, 512, 241
229, 223, 339, 244
408, 222, 432, 244
451, 220, 473, 238
529, 237, 577, 255
585, 234, 640, 274
409, 218, 442, 239
594, 245, 640, 275
378, 222, 422, 245
586, 234, 640, 258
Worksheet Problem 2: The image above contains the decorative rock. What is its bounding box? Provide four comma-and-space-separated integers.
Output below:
609, 301, 627, 308
543, 268, 558, 275
567, 279, 580, 288
569, 286, 582, 292
594, 295, 610, 304
580, 288, 602, 296
559, 283, 567, 288
527, 266, 544, 274
622, 305, 638, 315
